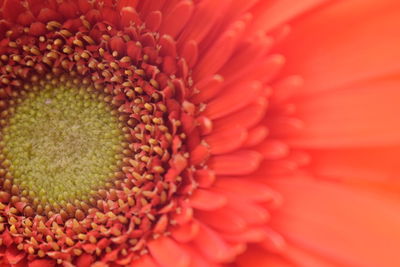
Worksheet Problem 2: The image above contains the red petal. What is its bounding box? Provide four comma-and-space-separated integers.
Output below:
160, 0, 194, 38
171, 221, 200, 243
196, 208, 247, 233
236, 245, 293, 267
28, 259, 56, 267
148, 236, 190, 267
193, 223, 236, 263
2, 0, 25, 22
190, 144, 210, 165
159, 35, 177, 57
189, 189, 226, 211
29, 22, 46, 36
145, 11, 162, 32
291, 78, 400, 147
278, 0, 400, 97
5, 246, 25, 264
109, 36, 126, 56
58, 1, 79, 19
191, 74, 224, 104
120, 6, 142, 27
222, 227, 270, 243
37, 8, 59, 23
250, 0, 329, 33
205, 125, 247, 155
17, 11, 35, 26
178, 0, 231, 44
257, 140, 289, 160
172, 203, 193, 225
227, 201, 270, 225
181, 244, 219, 267
193, 19, 246, 81
309, 146, 400, 182
212, 98, 268, 132
180, 40, 198, 67
269, 174, 400, 267
130, 255, 158, 267
78, 0, 91, 13
215, 177, 277, 202
204, 81, 263, 120
243, 126, 269, 148
194, 169, 216, 188
208, 150, 263, 176
76, 254, 94, 267
219, 34, 273, 82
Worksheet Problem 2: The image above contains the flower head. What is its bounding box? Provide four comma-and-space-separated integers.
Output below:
0, 0, 399, 267
0, 0, 284, 266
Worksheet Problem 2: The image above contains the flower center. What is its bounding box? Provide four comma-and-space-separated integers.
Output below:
0, 76, 125, 215
0, 3, 199, 261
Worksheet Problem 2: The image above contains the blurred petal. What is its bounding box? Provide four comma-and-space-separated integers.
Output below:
277, 0, 400, 96
308, 146, 400, 182
289, 78, 400, 147
268, 174, 400, 267
250, 0, 332, 33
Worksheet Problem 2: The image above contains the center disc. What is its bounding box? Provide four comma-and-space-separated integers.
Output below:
1, 78, 124, 210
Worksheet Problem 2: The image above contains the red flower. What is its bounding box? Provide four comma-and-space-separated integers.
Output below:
0, 0, 398, 267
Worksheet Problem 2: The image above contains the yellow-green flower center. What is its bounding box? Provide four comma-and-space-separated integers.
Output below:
1, 82, 124, 207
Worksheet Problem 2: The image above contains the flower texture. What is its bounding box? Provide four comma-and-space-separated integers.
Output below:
0, 0, 399, 267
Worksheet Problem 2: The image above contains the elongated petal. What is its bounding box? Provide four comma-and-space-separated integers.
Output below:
189, 189, 227, 211
148, 236, 190, 267
208, 150, 263, 176
290, 78, 400, 147
307, 146, 400, 191
268, 175, 400, 267
192, 223, 237, 263
278, 0, 400, 96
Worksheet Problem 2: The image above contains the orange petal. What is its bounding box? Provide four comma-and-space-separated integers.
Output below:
193, 18, 246, 80
227, 200, 270, 225
243, 126, 269, 148
204, 81, 263, 120
223, 54, 285, 86
257, 140, 289, 160
195, 208, 247, 233
212, 98, 268, 132
290, 78, 400, 147
214, 177, 277, 202
269, 174, 400, 267
195, 169, 216, 188
5, 246, 25, 265
208, 150, 263, 176
130, 254, 159, 267
222, 227, 269, 243
171, 221, 200, 243
178, 0, 231, 44
278, 0, 400, 97
148, 236, 190, 267
237, 244, 336, 267
250, 0, 330, 33
159, 0, 194, 38
191, 74, 224, 104
192, 223, 236, 263
189, 189, 227, 211
219, 33, 273, 80
181, 244, 219, 267
308, 146, 400, 182
205, 125, 248, 155
28, 259, 56, 267
76, 254, 94, 267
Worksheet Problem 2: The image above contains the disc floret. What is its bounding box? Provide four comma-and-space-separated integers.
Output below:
1, 76, 124, 213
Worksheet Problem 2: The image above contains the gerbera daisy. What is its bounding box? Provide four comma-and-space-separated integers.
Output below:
0, 0, 398, 266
